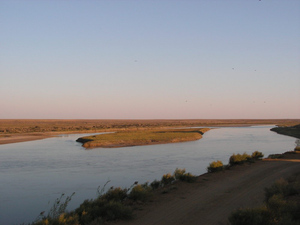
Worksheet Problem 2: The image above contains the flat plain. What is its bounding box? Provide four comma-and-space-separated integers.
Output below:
1, 119, 300, 145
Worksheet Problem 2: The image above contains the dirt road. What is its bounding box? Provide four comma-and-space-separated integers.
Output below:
112, 156, 300, 225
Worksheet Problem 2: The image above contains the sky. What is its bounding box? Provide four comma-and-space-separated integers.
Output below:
1, 0, 299, 119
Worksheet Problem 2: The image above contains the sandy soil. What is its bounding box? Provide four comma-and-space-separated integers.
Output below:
0, 133, 56, 145
110, 154, 300, 225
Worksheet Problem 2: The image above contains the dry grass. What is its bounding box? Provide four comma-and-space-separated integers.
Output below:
1, 119, 299, 134
77, 128, 210, 148
270, 124, 300, 139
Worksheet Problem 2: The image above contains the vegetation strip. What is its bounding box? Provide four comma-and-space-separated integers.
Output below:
28, 150, 300, 225
1, 119, 299, 134
31, 168, 197, 225
76, 128, 210, 148
270, 124, 300, 139
229, 173, 300, 225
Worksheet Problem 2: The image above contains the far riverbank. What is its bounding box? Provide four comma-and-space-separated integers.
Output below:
1, 119, 300, 145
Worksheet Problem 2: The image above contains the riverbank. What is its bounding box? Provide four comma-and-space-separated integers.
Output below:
109, 151, 300, 225
270, 124, 300, 139
7, 126, 298, 225
1, 119, 299, 145
76, 128, 210, 148
0, 131, 100, 145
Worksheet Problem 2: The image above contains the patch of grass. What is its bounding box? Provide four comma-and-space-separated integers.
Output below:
75, 198, 133, 224
128, 183, 153, 202
150, 179, 161, 190
32, 193, 78, 225
207, 160, 224, 173
229, 153, 252, 166
102, 187, 128, 202
173, 168, 197, 183
77, 128, 209, 148
267, 154, 284, 159
161, 173, 175, 186
265, 178, 298, 202
251, 151, 264, 160
30, 167, 199, 225
229, 206, 271, 225
229, 174, 300, 225
3, 119, 299, 134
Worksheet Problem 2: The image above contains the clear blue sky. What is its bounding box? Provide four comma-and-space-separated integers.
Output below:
1, 0, 299, 119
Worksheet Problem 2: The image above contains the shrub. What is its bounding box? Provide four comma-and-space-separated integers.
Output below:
229, 153, 251, 166
266, 194, 286, 220
266, 194, 300, 222
265, 178, 298, 202
161, 173, 175, 186
101, 187, 128, 202
128, 184, 153, 202
150, 179, 161, 190
173, 168, 197, 183
102, 201, 133, 220
179, 172, 197, 183
228, 206, 271, 225
207, 160, 224, 173
75, 198, 132, 224
33, 212, 80, 225
251, 151, 264, 159
267, 154, 283, 159
229, 176, 300, 225
57, 213, 80, 225
48, 192, 76, 219
173, 168, 186, 180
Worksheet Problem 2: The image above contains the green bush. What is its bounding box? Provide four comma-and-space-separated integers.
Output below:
150, 179, 161, 190
101, 187, 128, 202
266, 194, 286, 220
173, 168, 197, 183
266, 194, 300, 223
161, 173, 175, 186
179, 172, 197, 183
128, 184, 153, 202
173, 168, 186, 180
102, 201, 133, 220
267, 154, 283, 159
229, 176, 300, 225
33, 213, 80, 225
229, 153, 251, 166
228, 207, 271, 225
207, 160, 224, 173
265, 178, 298, 202
75, 198, 132, 225
251, 151, 264, 159
48, 192, 76, 219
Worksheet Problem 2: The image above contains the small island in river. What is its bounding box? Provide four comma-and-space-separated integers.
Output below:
76, 128, 210, 148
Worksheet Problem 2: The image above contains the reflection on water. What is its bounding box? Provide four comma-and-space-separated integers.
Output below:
0, 126, 297, 225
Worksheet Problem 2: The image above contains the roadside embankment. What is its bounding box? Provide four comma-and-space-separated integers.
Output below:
109, 151, 300, 225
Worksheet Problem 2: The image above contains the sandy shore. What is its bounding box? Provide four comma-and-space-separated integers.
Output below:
0, 123, 276, 146
0, 131, 100, 145
110, 153, 300, 225
0, 133, 56, 145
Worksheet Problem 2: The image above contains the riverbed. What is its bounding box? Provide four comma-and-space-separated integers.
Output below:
0, 125, 297, 225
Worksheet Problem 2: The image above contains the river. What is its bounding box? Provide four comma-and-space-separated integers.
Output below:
0, 125, 297, 225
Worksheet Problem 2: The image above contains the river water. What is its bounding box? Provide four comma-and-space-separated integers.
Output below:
0, 125, 297, 225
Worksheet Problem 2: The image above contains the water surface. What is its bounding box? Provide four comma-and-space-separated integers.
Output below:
0, 126, 297, 225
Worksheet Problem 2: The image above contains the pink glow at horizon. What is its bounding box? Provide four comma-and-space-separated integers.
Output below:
1, 1, 299, 119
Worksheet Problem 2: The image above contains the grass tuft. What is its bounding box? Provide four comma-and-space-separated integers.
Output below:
207, 160, 224, 173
